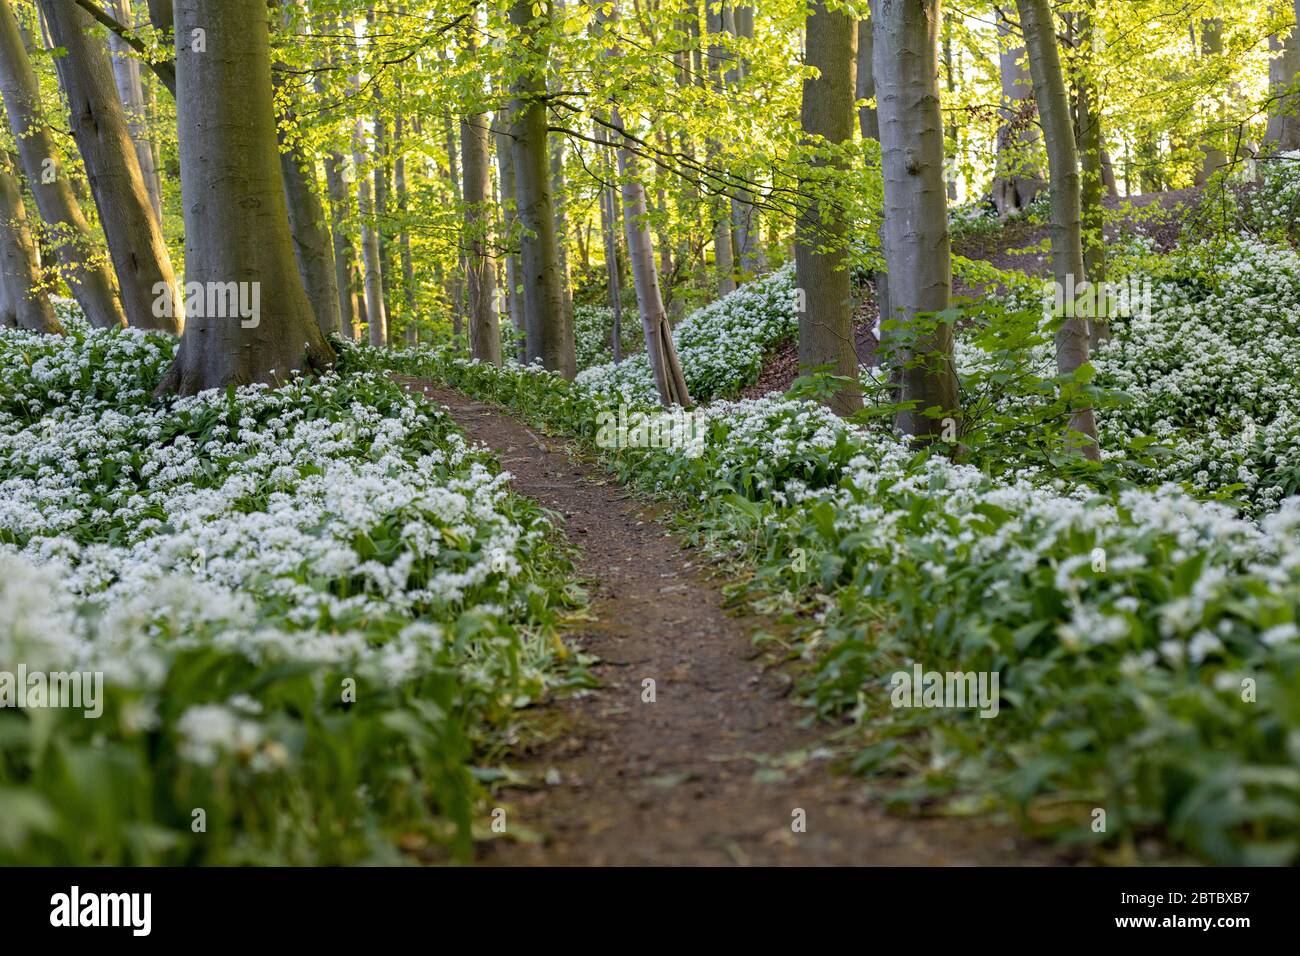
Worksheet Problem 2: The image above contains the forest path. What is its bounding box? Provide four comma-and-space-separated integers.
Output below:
398, 376, 1063, 865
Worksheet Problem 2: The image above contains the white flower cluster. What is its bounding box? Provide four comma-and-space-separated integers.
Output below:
575, 264, 798, 403
0, 325, 553, 768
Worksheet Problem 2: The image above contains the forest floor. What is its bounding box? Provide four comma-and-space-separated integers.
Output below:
742, 187, 1204, 400
397, 377, 1073, 865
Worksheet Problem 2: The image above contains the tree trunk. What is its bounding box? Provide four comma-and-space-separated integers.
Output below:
796, 0, 862, 417
40, 0, 178, 332
1195, 18, 1228, 184
871, 0, 959, 442
727, 4, 762, 278
394, 110, 415, 325
105, 0, 161, 220
272, 4, 341, 339
705, 4, 736, 295
280, 146, 342, 338
991, 8, 1045, 216
1017, 0, 1099, 459
495, 104, 526, 360
462, 110, 500, 365
0, 0, 124, 328
1265, 2, 1300, 151
442, 106, 465, 341
509, 0, 574, 377
323, 155, 360, 338
0, 150, 61, 332
156, 0, 333, 394
595, 123, 624, 363
856, 17, 879, 140
1072, 5, 1107, 348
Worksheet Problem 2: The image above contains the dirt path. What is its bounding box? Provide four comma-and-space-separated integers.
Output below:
399, 377, 1067, 866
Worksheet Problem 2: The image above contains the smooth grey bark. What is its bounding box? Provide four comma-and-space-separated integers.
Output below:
1017, 0, 1099, 459
1265, 2, 1300, 150
1196, 18, 1228, 185
42, 0, 180, 328
461, 111, 500, 365
442, 106, 465, 339
726, 3, 762, 277
495, 104, 526, 360
42, 0, 179, 332
942, 22, 958, 200
704, 4, 735, 295
796, 0, 861, 417
394, 110, 415, 323
157, 0, 333, 394
280, 147, 343, 338
324, 155, 360, 338
352, 116, 387, 347
617, 122, 689, 406
144, 0, 169, 33
991, 9, 1044, 216
104, 0, 161, 220
0, 150, 61, 332
550, 133, 575, 328
312, 18, 359, 339
1071, 6, 1107, 347
594, 122, 624, 363
0, 0, 124, 328
273, 4, 341, 338
871, 0, 958, 442
856, 17, 879, 140
509, 0, 574, 377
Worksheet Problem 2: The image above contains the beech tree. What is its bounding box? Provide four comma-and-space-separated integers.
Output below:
0, 150, 61, 333
0, 0, 124, 328
795, 0, 861, 417
991, 9, 1044, 217
41, 0, 180, 333
105, 0, 162, 220
157, 0, 333, 394
1016, 0, 1100, 460
871, 0, 959, 442
509, 0, 573, 377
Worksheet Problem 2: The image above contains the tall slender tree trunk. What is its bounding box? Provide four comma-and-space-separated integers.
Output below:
105, 0, 161, 220
1195, 18, 1228, 185
0, 150, 61, 332
509, 0, 574, 377
1071, 5, 1107, 348
704, 4, 736, 296
157, 0, 333, 395
442, 107, 465, 341
856, 17, 879, 140
991, 8, 1045, 216
872, 0, 958, 442
353, 120, 387, 347
727, 4, 762, 277
280, 147, 342, 338
1265, 2, 1300, 151
615, 118, 688, 405
462, 109, 500, 365
313, 18, 360, 339
273, 3, 341, 338
495, 104, 526, 360
797, 0, 862, 417
0, 0, 124, 328
1017, 0, 1099, 460
324, 156, 360, 338
40, 0, 178, 332
595, 123, 624, 363
394, 111, 416, 325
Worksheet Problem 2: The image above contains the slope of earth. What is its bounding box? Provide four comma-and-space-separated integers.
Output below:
741, 187, 1203, 400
